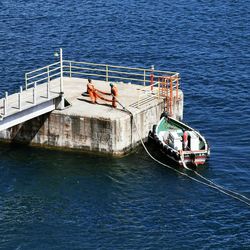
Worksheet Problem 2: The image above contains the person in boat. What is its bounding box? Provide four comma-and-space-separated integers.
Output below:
183, 130, 188, 150
87, 79, 97, 104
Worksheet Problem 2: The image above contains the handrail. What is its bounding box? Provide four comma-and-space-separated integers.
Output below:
27, 66, 60, 81
27, 72, 61, 86
24, 59, 180, 112
26, 61, 60, 76
25, 60, 179, 87
66, 65, 107, 73
65, 65, 150, 78
64, 60, 178, 75
1, 59, 181, 118
65, 70, 150, 83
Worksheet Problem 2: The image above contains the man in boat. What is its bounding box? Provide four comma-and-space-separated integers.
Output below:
183, 131, 188, 150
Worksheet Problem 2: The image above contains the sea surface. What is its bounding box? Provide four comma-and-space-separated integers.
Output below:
0, 0, 249, 249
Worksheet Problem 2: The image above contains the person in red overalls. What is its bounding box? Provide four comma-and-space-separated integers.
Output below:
110, 83, 118, 108
183, 131, 188, 150
87, 79, 97, 104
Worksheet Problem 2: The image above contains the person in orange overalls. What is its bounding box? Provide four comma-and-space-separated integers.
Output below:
87, 79, 97, 104
110, 83, 118, 108
183, 131, 188, 150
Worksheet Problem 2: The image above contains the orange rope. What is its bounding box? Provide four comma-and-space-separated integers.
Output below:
95, 88, 111, 96
94, 91, 113, 102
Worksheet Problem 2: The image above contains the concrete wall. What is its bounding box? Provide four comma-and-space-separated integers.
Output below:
0, 93, 183, 156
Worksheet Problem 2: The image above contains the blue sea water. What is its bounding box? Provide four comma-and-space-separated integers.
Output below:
0, 0, 250, 249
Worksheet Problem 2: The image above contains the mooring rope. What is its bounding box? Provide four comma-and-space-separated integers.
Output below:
135, 120, 250, 206
180, 155, 250, 205
116, 98, 250, 206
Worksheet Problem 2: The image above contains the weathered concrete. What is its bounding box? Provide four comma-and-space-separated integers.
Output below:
0, 77, 183, 156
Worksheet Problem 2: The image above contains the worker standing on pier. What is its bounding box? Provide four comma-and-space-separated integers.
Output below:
110, 83, 118, 108
87, 79, 97, 104
86, 80, 118, 107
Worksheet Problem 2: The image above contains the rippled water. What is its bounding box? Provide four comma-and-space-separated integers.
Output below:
0, 0, 249, 249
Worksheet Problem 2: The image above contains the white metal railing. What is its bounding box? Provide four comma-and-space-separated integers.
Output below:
0, 81, 54, 117
25, 61, 61, 89
24, 59, 179, 89
63, 60, 178, 86
1, 59, 180, 117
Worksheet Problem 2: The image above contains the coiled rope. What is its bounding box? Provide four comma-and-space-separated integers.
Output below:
116, 97, 250, 206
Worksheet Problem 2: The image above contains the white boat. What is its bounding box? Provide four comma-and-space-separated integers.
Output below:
148, 112, 210, 167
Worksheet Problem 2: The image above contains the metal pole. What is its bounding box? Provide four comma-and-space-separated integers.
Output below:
170, 78, 173, 116
18, 93, 22, 110
143, 70, 146, 86
19, 86, 23, 110
47, 66, 50, 83
70, 61, 72, 77
150, 65, 154, 91
60, 48, 64, 93
158, 79, 160, 100
25, 73, 28, 89
176, 75, 179, 100
33, 82, 37, 105
106, 65, 109, 82
5, 91, 8, 109
3, 98, 7, 115
47, 81, 50, 99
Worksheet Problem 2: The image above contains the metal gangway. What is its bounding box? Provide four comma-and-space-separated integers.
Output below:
0, 49, 65, 132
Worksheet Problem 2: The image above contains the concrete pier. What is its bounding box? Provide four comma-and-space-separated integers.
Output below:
0, 77, 183, 156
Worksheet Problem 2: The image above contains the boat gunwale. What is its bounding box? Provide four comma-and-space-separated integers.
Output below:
155, 116, 209, 154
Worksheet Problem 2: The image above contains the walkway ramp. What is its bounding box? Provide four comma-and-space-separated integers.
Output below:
0, 79, 62, 131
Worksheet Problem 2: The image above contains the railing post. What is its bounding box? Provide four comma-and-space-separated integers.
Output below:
170, 78, 173, 116
18, 94, 21, 110
47, 81, 50, 99
47, 66, 50, 83
5, 91, 8, 109
150, 65, 154, 91
3, 98, 7, 116
33, 82, 37, 105
70, 61, 72, 77
143, 70, 146, 86
176, 75, 179, 100
60, 48, 64, 94
25, 73, 28, 89
18, 87, 22, 110
158, 79, 160, 100
106, 65, 109, 82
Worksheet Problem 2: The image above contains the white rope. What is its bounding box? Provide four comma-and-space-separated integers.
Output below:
181, 156, 250, 204
135, 121, 250, 206
116, 100, 250, 207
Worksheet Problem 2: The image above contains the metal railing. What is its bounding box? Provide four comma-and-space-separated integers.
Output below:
63, 60, 178, 86
1, 81, 54, 117
0, 60, 180, 117
25, 61, 61, 89
24, 59, 179, 89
